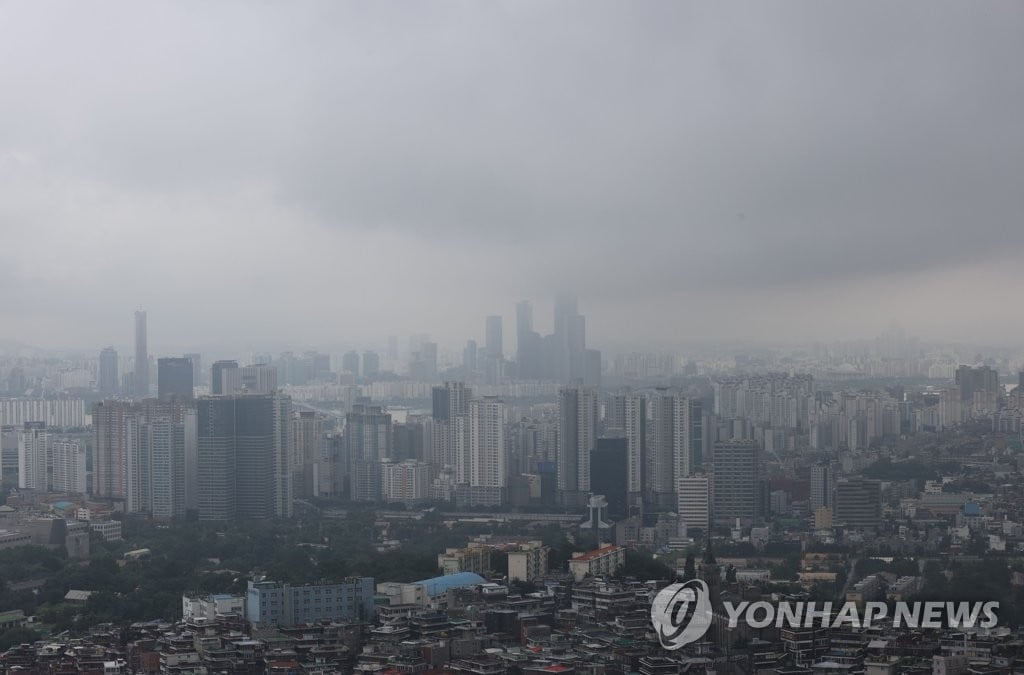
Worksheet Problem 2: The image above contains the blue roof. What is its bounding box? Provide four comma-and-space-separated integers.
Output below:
964, 502, 981, 516
416, 572, 486, 596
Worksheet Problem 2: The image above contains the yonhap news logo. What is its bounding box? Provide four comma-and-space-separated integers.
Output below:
650, 584, 1001, 652
650, 579, 714, 649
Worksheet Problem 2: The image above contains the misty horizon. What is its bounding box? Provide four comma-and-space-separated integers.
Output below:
2, 1, 1023, 351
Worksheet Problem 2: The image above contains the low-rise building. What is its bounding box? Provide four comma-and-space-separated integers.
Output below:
568, 545, 625, 582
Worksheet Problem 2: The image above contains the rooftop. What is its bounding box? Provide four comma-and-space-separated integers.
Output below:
571, 545, 621, 562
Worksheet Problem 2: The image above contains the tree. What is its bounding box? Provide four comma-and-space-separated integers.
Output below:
725, 565, 737, 583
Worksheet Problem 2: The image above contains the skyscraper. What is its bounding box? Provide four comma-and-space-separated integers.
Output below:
242, 363, 278, 393
345, 404, 392, 501
197, 394, 293, 520
462, 340, 478, 376
158, 357, 195, 401
134, 310, 149, 398
210, 360, 241, 396
623, 393, 647, 514
342, 351, 360, 377
99, 347, 119, 397
184, 353, 202, 388
810, 463, 833, 510
362, 351, 381, 378
293, 410, 324, 498
430, 382, 470, 469
468, 396, 506, 490
649, 390, 697, 509
485, 315, 503, 360
591, 437, 628, 520
557, 387, 597, 505
17, 421, 47, 491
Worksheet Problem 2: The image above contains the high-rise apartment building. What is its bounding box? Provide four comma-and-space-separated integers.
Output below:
52, 439, 87, 494
17, 421, 47, 491
99, 347, 119, 397
557, 387, 597, 504
623, 393, 647, 514
468, 396, 506, 490
649, 390, 697, 509
134, 310, 149, 398
591, 437, 628, 520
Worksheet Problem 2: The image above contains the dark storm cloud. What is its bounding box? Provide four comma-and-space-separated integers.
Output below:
0, 1, 1022, 348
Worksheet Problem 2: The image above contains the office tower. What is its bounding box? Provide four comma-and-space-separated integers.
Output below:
362, 351, 381, 378
485, 315, 503, 360
623, 393, 647, 514
211, 360, 241, 396
99, 347, 119, 396
345, 404, 392, 501
552, 295, 587, 383
419, 342, 438, 380
463, 340, 478, 377
468, 396, 506, 490
52, 439, 87, 494
197, 394, 293, 520
293, 410, 324, 498
583, 349, 602, 389
649, 390, 696, 509
834, 478, 881, 530
387, 336, 399, 361
134, 310, 149, 398
158, 357, 195, 401
17, 421, 47, 490
557, 387, 597, 505
955, 364, 999, 416
515, 300, 543, 381
712, 440, 761, 526
591, 437, 628, 520
690, 399, 705, 470
342, 351, 360, 377
184, 353, 202, 388
677, 474, 710, 531
242, 363, 278, 393
810, 463, 833, 510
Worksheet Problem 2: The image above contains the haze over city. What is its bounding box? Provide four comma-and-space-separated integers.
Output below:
2, 1, 1024, 352
5, 2, 1024, 669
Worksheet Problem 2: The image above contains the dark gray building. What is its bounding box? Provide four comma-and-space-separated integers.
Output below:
712, 440, 762, 526
158, 357, 194, 401
197, 394, 293, 520
134, 310, 149, 398
99, 347, 119, 397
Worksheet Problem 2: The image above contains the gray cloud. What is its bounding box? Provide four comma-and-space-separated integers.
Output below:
1, 1, 1023, 351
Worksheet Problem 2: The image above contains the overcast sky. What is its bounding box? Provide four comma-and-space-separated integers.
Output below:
1, 1, 1022, 355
